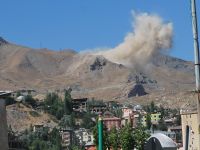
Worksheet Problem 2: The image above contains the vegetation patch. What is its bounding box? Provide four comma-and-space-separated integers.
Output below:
29, 111, 40, 117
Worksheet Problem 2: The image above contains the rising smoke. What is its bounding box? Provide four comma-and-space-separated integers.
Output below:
95, 12, 173, 68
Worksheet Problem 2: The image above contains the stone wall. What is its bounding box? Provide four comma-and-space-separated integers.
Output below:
181, 112, 199, 150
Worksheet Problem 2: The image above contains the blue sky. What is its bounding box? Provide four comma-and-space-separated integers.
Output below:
0, 0, 200, 61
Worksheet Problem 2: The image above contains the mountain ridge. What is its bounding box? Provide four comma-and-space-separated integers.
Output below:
0, 38, 196, 107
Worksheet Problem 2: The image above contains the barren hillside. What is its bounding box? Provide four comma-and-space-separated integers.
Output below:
0, 37, 196, 107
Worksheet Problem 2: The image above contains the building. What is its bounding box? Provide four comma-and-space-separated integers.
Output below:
151, 113, 161, 124
164, 118, 174, 127
72, 98, 87, 112
103, 117, 121, 131
89, 104, 107, 114
168, 126, 182, 144
152, 131, 176, 142
122, 107, 133, 118
105, 101, 121, 110
180, 110, 199, 150
142, 113, 161, 126
12, 89, 36, 97
85, 141, 96, 150
74, 128, 94, 145
102, 111, 121, 130
144, 133, 177, 150
33, 124, 44, 132
60, 129, 73, 148
121, 107, 137, 127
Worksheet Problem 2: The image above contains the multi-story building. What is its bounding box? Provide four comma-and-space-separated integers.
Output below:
72, 98, 87, 112
103, 117, 121, 130
75, 128, 94, 145
142, 113, 161, 126
121, 107, 137, 127
89, 104, 107, 114
102, 111, 121, 130
60, 129, 73, 148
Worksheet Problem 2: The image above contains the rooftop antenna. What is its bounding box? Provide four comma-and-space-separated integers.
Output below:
190, 0, 200, 149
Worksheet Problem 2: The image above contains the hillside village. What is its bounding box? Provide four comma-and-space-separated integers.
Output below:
1, 0, 200, 149
4, 89, 182, 150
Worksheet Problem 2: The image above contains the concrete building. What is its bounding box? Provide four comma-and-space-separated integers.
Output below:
85, 141, 96, 150
180, 110, 199, 150
60, 128, 73, 148
144, 133, 177, 150
33, 124, 44, 132
121, 107, 137, 127
152, 131, 176, 142
168, 126, 182, 144
103, 117, 121, 131
89, 104, 107, 114
75, 128, 94, 145
102, 111, 121, 130
122, 107, 133, 118
72, 98, 87, 112
142, 112, 161, 126
164, 118, 175, 127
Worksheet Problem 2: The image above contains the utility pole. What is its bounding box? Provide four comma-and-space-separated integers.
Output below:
98, 115, 103, 150
190, 0, 200, 149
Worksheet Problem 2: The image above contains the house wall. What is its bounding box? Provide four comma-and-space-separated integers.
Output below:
0, 99, 8, 150
103, 118, 121, 130
142, 113, 161, 126
181, 112, 199, 150
151, 113, 161, 122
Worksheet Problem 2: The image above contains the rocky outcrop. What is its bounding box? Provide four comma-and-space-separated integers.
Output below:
0, 37, 8, 46
90, 56, 107, 71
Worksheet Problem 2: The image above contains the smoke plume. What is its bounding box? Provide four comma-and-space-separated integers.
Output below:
96, 13, 173, 68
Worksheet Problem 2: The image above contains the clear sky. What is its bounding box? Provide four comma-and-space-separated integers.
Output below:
0, 0, 200, 61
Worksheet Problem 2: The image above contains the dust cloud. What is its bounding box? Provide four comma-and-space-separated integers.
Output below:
95, 13, 173, 68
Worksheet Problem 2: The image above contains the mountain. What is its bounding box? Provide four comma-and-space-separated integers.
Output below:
0, 38, 196, 108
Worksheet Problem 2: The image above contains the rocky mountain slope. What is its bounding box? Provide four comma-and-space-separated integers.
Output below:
6, 103, 57, 132
0, 37, 196, 107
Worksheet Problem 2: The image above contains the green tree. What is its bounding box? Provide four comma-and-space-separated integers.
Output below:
59, 114, 75, 128
24, 95, 37, 108
150, 101, 155, 113
160, 106, 165, 119
71, 145, 80, 150
16, 91, 21, 97
64, 89, 73, 115
119, 124, 134, 150
176, 114, 181, 125
44, 93, 64, 120
158, 118, 167, 131
146, 113, 152, 130
81, 113, 95, 129
112, 108, 122, 118
19, 127, 62, 150
49, 128, 62, 150
109, 127, 119, 150
133, 126, 150, 150
5, 96, 15, 106
29, 139, 49, 150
